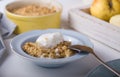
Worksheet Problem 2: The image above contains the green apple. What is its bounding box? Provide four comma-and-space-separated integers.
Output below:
90, 0, 120, 21
109, 14, 120, 27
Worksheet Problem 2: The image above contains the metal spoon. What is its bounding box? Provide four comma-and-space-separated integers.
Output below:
69, 45, 120, 77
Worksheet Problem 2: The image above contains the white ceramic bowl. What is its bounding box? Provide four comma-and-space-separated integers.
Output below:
10, 29, 93, 68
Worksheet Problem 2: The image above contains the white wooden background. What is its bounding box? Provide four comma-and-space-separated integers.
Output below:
0, 0, 120, 77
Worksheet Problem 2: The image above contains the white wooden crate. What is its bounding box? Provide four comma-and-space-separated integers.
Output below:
69, 7, 120, 53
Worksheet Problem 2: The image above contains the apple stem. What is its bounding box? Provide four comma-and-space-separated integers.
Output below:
109, 0, 113, 8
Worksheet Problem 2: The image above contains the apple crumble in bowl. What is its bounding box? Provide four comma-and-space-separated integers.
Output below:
23, 41, 76, 59
5, 0, 62, 34
22, 32, 76, 59
9, 4, 57, 16
10, 29, 93, 67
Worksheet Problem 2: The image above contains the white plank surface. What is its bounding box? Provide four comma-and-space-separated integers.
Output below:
1, 37, 120, 77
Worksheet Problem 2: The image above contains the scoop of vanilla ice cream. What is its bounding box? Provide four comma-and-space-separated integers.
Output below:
36, 32, 64, 48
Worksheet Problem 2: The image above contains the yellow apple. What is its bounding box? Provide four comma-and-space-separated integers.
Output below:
109, 14, 120, 27
90, 0, 120, 21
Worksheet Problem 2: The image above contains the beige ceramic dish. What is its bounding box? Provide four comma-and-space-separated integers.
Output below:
5, 0, 62, 34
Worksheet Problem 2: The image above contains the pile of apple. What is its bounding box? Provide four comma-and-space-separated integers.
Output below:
90, 0, 120, 27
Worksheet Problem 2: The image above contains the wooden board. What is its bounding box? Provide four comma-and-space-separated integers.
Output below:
69, 8, 120, 52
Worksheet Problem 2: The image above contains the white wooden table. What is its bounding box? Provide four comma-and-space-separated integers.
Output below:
0, 0, 120, 77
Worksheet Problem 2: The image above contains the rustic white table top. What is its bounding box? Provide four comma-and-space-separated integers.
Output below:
0, 0, 120, 77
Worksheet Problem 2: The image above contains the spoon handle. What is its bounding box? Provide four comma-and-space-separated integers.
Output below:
92, 52, 120, 77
